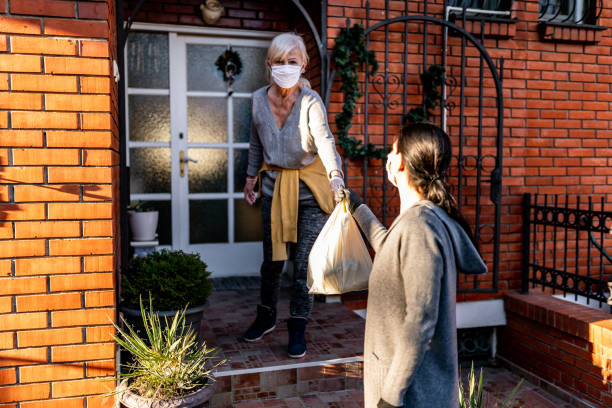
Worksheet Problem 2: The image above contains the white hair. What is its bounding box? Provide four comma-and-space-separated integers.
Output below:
267, 32, 309, 67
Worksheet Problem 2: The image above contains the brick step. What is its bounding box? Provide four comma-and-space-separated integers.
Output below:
207, 356, 363, 406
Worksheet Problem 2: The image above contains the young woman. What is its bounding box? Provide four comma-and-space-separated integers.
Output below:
337, 123, 487, 408
242, 33, 344, 358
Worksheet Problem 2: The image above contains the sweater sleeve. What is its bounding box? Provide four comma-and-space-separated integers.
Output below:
307, 94, 343, 178
352, 204, 387, 253
381, 214, 444, 406
247, 102, 263, 177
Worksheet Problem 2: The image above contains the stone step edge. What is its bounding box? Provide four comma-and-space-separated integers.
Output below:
215, 355, 363, 377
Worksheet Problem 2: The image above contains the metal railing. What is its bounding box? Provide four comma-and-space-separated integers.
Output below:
522, 193, 612, 310
539, 0, 602, 26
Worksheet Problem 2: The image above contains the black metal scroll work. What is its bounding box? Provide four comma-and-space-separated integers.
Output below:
539, 0, 603, 26
443, 74, 459, 114
370, 73, 402, 110
523, 193, 612, 310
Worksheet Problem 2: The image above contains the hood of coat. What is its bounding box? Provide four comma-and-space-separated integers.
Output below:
414, 200, 488, 276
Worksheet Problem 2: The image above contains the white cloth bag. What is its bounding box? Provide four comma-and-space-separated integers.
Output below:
307, 200, 372, 294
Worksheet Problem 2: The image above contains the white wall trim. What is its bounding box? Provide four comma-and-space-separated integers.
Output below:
457, 299, 506, 329
130, 22, 279, 40
354, 299, 507, 329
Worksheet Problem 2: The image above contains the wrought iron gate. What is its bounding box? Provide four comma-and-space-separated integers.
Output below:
337, 1, 505, 294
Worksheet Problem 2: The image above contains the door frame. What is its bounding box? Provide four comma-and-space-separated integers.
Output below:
124, 23, 277, 276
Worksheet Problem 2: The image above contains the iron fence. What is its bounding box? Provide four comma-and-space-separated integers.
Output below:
522, 193, 612, 310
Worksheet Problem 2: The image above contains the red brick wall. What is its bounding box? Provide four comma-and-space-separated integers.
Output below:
500, 292, 612, 408
326, 0, 612, 301
0, 1, 118, 407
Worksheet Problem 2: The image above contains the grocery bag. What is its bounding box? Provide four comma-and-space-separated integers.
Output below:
307, 200, 372, 294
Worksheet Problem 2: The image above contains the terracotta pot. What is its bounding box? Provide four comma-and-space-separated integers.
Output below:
128, 210, 159, 241
200, 0, 224, 25
117, 379, 216, 408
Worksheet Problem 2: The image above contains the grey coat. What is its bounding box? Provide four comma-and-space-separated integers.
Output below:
353, 201, 487, 408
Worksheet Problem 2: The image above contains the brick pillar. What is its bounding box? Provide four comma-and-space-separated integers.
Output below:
0, 1, 118, 407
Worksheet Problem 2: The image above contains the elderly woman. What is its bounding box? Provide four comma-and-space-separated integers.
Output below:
242, 32, 344, 358
338, 123, 487, 408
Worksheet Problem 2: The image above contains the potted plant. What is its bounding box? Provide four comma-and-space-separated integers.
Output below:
128, 201, 159, 242
120, 249, 214, 340
114, 297, 225, 408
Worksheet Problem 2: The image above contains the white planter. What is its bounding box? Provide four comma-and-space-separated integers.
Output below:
128, 211, 159, 242
117, 379, 216, 408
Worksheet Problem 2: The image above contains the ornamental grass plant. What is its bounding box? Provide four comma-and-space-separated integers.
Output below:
458, 363, 523, 408
113, 297, 225, 400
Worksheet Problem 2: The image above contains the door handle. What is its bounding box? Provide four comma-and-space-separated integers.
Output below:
179, 150, 198, 177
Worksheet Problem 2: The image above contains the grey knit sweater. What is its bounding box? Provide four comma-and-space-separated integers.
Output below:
246, 85, 343, 198
353, 201, 487, 408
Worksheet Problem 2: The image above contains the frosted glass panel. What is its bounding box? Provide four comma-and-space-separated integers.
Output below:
232, 46, 268, 93
127, 32, 169, 89
188, 97, 227, 143
190, 200, 227, 243
129, 95, 170, 142
187, 44, 227, 92
233, 97, 251, 143
234, 149, 249, 193
129, 148, 171, 194
188, 149, 227, 193
234, 199, 262, 242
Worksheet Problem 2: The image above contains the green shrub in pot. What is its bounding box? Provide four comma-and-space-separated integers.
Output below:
121, 249, 213, 311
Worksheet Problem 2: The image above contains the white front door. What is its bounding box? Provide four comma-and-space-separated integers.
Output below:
126, 28, 272, 277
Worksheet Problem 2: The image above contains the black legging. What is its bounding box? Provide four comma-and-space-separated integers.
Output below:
259, 196, 328, 317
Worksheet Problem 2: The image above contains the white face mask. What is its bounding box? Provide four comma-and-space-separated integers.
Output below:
271, 64, 302, 89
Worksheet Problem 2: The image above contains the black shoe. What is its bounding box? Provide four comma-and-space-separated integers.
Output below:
242, 304, 276, 342
287, 317, 307, 358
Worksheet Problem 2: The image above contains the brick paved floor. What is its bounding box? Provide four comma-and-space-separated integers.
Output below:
230, 367, 573, 407
201, 289, 365, 371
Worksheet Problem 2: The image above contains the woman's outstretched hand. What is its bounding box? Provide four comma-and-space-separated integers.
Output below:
244, 176, 257, 205
334, 187, 363, 213
330, 175, 345, 194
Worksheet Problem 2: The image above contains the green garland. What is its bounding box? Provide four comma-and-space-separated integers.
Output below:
333, 24, 386, 160
404, 64, 445, 124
